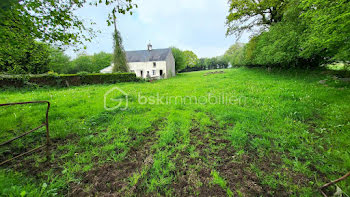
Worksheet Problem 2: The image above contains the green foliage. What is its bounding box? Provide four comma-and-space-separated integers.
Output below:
112, 30, 128, 73
183, 50, 198, 68
171, 47, 186, 72
170, 47, 229, 72
48, 48, 71, 74
226, 0, 286, 37
223, 43, 245, 67
299, 0, 350, 61
0, 41, 51, 74
93, 52, 113, 72
0, 73, 137, 87
180, 56, 229, 72
197, 57, 229, 70
225, 0, 350, 68
70, 54, 94, 74
0, 0, 136, 47
64, 52, 113, 74
0, 0, 135, 74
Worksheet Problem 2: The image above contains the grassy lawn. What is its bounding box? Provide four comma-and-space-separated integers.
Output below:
0, 67, 349, 196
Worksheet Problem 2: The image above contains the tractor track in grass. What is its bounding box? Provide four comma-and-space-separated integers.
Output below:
171, 118, 226, 196
69, 118, 165, 197
170, 114, 292, 196
70, 113, 310, 196
207, 116, 309, 196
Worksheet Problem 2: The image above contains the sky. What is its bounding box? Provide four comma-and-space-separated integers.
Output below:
67, 0, 250, 59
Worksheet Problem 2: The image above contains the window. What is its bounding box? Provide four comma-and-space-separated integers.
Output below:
153, 62, 156, 67
130, 70, 134, 73
152, 70, 156, 75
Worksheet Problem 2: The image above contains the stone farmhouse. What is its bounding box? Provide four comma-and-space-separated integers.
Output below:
100, 43, 176, 79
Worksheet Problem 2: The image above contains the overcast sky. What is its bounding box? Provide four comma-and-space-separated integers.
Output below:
67, 0, 250, 59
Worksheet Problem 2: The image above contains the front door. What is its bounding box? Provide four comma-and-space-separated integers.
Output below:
140, 70, 143, 78
159, 70, 163, 78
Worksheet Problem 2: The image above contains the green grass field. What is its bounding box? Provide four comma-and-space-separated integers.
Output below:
0, 68, 349, 196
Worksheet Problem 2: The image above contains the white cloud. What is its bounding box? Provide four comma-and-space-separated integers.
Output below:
67, 0, 249, 58
136, 0, 208, 23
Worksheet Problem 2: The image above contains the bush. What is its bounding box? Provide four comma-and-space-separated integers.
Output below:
0, 73, 138, 87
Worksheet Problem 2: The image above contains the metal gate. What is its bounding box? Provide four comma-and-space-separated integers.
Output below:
0, 101, 50, 165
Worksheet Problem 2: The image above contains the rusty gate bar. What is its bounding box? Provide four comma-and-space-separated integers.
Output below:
0, 124, 45, 146
0, 101, 50, 166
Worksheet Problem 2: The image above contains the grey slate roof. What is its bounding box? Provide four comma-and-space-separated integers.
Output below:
126, 48, 171, 62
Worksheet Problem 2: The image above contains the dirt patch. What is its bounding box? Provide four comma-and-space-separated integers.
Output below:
216, 151, 266, 196
203, 117, 268, 196
189, 115, 294, 196
69, 118, 165, 196
171, 121, 227, 196
71, 160, 145, 196
69, 140, 154, 196
1, 133, 78, 180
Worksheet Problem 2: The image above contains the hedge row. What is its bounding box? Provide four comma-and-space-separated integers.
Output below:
0, 73, 139, 87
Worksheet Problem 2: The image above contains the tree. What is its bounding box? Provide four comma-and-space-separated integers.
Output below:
216, 57, 229, 69
0, 41, 51, 74
225, 0, 350, 68
299, 0, 350, 62
71, 53, 95, 73
183, 50, 198, 68
0, 0, 137, 47
226, 0, 288, 37
112, 25, 128, 72
196, 58, 207, 70
49, 48, 71, 73
92, 52, 113, 72
171, 47, 186, 72
204, 58, 216, 70
69, 52, 113, 74
223, 43, 245, 67
0, 0, 136, 74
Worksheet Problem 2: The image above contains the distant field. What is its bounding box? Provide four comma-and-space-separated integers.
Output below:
0, 68, 349, 196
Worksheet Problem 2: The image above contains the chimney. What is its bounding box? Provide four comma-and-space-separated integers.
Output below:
147, 42, 152, 51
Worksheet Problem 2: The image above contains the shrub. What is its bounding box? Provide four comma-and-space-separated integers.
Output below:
0, 73, 138, 87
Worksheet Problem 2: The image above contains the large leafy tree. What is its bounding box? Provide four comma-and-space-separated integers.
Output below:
68, 52, 113, 74
223, 43, 245, 66
93, 52, 113, 72
70, 53, 94, 73
0, 0, 136, 46
48, 48, 72, 73
0, 41, 51, 74
0, 0, 136, 74
194, 58, 207, 70
183, 50, 198, 68
299, 0, 350, 62
225, 0, 349, 67
171, 47, 186, 72
226, 0, 287, 37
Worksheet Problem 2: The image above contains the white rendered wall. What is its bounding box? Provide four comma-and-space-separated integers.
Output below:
128, 61, 168, 78
166, 52, 176, 77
